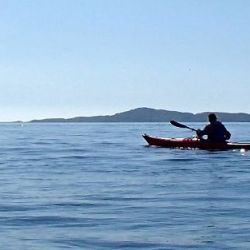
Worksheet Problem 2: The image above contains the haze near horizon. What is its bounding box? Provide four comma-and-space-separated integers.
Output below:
1, 0, 250, 121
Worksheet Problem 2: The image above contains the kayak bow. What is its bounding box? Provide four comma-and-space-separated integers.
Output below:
143, 134, 250, 150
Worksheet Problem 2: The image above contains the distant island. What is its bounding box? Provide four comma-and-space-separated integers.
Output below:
29, 107, 250, 122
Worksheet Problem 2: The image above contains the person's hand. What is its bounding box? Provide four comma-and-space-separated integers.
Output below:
196, 129, 202, 137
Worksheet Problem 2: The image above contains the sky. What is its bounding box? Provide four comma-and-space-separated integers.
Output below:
1, 0, 250, 121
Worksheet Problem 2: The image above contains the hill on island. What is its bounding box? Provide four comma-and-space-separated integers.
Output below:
29, 107, 250, 122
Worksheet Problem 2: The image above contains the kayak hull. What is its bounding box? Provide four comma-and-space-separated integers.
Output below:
143, 134, 250, 150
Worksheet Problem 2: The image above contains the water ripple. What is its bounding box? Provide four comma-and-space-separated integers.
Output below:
0, 123, 250, 249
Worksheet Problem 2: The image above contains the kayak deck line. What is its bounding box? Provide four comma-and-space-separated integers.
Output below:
143, 134, 250, 150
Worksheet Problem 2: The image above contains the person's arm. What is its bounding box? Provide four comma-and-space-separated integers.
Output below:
196, 126, 208, 138
225, 130, 231, 140
221, 124, 231, 140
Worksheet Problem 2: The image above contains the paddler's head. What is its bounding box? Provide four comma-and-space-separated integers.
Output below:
208, 113, 217, 123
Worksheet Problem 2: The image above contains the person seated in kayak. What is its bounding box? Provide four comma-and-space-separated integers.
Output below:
196, 113, 231, 142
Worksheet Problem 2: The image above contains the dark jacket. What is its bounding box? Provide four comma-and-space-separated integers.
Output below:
197, 121, 231, 142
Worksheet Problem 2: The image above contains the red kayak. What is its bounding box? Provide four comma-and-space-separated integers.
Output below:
143, 134, 250, 150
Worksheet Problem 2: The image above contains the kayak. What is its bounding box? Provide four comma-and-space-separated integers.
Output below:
143, 134, 250, 150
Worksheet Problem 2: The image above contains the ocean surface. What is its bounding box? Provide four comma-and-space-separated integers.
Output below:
0, 122, 250, 250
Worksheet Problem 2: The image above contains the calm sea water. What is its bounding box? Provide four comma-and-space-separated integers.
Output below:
0, 122, 250, 250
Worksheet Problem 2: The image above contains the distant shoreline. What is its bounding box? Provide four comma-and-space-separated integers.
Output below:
28, 107, 250, 123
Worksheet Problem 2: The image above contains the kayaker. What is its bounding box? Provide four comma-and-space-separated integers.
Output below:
196, 113, 231, 142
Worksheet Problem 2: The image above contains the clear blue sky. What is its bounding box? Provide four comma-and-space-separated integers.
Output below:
1, 0, 250, 121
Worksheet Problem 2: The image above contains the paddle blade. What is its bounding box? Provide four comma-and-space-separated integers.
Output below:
170, 120, 188, 129
170, 120, 197, 131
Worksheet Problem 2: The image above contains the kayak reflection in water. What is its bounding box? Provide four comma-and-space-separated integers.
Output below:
196, 113, 231, 143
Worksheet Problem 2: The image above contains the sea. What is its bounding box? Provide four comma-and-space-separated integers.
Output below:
0, 122, 250, 250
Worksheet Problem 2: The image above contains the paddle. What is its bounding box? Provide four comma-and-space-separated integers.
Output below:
170, 120, 197, 132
